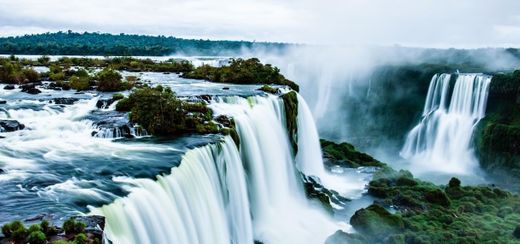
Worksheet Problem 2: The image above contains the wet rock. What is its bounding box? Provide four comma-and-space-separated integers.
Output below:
25, 214, 45, 222
0, 168, 5, 174
96, 98, 116, 109
222, 87, 230, 90
20, 84, 42, 94
3, 85, 15, 90
0, 120, 25, 132
53, 97, 79, 105
0, 100, 6, 104
197, 94, 212, 102
303, 175, 350, 213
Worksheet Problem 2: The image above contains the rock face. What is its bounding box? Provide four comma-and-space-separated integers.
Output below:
0, 120, 25, 132
53, 97, 79, 105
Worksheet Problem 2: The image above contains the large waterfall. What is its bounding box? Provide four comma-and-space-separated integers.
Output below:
94, 94, 342, 244
400, 73, 492, 174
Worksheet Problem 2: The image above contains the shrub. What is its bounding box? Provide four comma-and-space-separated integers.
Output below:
69, 75, 91, 91
122, 86, 186, 135
74, 233, 88, 244
63, 218, 75, 235
112, 93, 125, 100
27, 230, 46, 244
96, 68, 130, 92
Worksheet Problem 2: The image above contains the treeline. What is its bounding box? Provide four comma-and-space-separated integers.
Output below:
0, 31, 289, 56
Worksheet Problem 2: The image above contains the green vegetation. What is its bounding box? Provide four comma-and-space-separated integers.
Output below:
96, 68, 132, 92
258, 84, 279, 94
474, 69, 520, 192
346, 167, 520, 243
0, 31, 288, 56
0, 58, 39, 84
183, 58, 299, 91
115, 86, 221, 136
320, 139, 384, 168
282, 91, 298, 153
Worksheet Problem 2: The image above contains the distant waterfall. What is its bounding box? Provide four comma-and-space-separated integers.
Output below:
400, 73, 492, 174
94, 94, 340, 244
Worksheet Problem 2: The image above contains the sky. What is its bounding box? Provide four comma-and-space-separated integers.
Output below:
0, 0, 519, 48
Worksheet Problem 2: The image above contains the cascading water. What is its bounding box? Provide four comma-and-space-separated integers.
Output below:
400, 73, 492, 174
295, 93, 367, 198
94, 94, 343, 244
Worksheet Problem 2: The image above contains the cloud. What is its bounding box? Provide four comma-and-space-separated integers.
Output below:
0, 0, 519, 47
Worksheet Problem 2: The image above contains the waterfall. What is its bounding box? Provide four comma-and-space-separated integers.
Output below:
94, 94, 342, 244
400, 73, 492, 174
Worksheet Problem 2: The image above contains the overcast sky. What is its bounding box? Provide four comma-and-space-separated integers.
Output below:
0, 0, 519, 48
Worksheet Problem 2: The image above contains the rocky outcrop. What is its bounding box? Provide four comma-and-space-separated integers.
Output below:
20, 84, 42, 94
303, 175, 350, 213
321, 139, 384, 168
53, 98, 79, 105
0, 120, 25, 132
96, 98, 116, 109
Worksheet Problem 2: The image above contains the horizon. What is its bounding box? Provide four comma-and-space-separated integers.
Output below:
1, 0, 519, 49
1, 30, 520, 51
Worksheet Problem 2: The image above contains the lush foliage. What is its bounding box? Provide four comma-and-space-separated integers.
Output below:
183, 58, 299, 91
345, 168, 520, 243
474, 69, 520, 192
0, 58, 39, 84
320, 139, 384, 168
0, 31, 288, 56
115, 86, 220, 136
96, 68, 131, 92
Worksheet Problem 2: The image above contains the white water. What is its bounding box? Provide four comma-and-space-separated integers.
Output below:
96, 94, 344, 244
295, 93, 367, 198
400, 73, 492, 174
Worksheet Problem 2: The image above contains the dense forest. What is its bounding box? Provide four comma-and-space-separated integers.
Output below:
0, 31, 290, 56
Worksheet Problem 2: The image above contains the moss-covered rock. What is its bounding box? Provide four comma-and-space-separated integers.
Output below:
358, 167, 520, 243
320, 139, 385, 168
282, 91, 298, 153
350, 204, 404, 241
258, 85, 279, 94
474, 69, 520, 192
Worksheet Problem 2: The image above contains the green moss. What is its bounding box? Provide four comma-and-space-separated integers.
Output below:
321, 139, 385, 168
258, 85, 279, 94
350, 204, 404, 241
112, 93, 125, 100
282, 91, 298, 154
359, 168, 520, 243
470, 70, 520, 191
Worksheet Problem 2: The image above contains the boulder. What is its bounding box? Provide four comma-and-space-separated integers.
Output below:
350, 204, 404, 241
0, 100, 6, 104
3, 85, 15, 90
20, 84, 41, 94
0, 120, 25, 132
96, 98, 115, 109
53, 98, 79, 105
